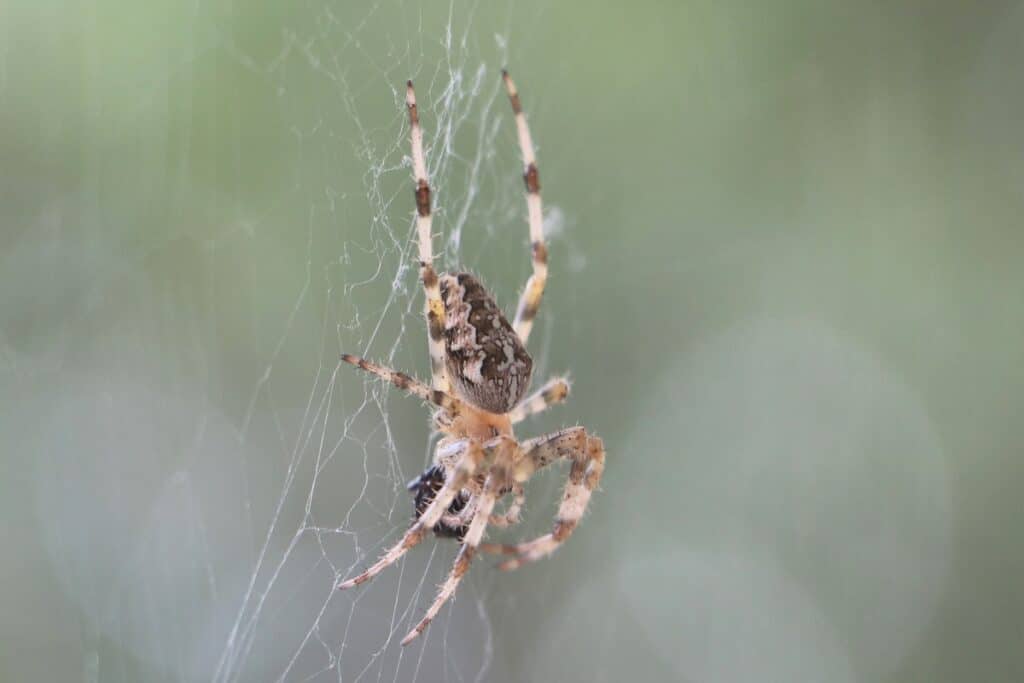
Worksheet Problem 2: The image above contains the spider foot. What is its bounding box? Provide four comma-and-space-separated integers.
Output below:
400, 545, 476, 645
337, 523, 430, 590
400, 623, 426, 647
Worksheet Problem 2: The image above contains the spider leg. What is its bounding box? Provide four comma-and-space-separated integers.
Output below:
437, 474, 524, 532
439, 509, 471, 531
401, 438, 518, 645
337, 441, 486, 590
435, 458, 522, 532
502, 70, 547, 345
340, 354, 464, 415
507, 376, 570, 424
488, 483, 524, 527
482, 428, 605, 571
436, 491, 476, 537
406, 81, 450, 393
478, 427, 583, 553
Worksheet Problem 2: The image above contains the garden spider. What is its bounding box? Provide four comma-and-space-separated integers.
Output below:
338, 71, 605, 646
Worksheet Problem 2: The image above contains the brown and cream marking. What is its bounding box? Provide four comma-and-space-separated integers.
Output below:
338, 73, 605, 646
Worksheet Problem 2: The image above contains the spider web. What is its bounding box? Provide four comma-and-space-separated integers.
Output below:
207, 5, 558, 682
220, 18, 523, 683
18, 1, 565, 681
9, 2, 982, 681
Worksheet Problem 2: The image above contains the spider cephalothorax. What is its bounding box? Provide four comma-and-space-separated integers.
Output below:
338, 72, 605, 647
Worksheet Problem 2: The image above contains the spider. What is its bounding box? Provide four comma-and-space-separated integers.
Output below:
338, 71, 606, 646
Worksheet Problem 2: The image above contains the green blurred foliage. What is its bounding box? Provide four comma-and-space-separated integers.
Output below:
3, 1, 1024, 681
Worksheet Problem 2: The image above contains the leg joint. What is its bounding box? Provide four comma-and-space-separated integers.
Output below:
523, 163, 541, 193
531, 240, 548, 265
415, 180, 431, 216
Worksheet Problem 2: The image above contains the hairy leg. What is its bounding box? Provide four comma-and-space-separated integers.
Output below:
488, 483, 525, 527
340, 354, 463, 416
483, 429, 605, 571
401, 438, 518, 645
508, 376, 570, 424
406, 81, 450, 392
337, 441, 485, 590
503, 70, 548, 345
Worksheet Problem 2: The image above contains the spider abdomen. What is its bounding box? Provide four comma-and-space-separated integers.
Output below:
440, 273, 532, 413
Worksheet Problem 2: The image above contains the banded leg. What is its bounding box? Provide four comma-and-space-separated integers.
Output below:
438, 479, 522, 530
503, 70, 548, 345
340, 354, 463, 416
488, 483, 524, 527
479, 428, 585, 554
436, 479, 523, 531
508, 376, 570, 424
486, 429, 605, 571
401, 439, 518, 645
407, 81, 450, 393
337, 441, 485, 590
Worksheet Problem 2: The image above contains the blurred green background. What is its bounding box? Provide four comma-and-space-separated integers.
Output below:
3, 1, 1024, 681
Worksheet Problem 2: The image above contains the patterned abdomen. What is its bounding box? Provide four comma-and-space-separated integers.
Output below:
440, 273, 533, 413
